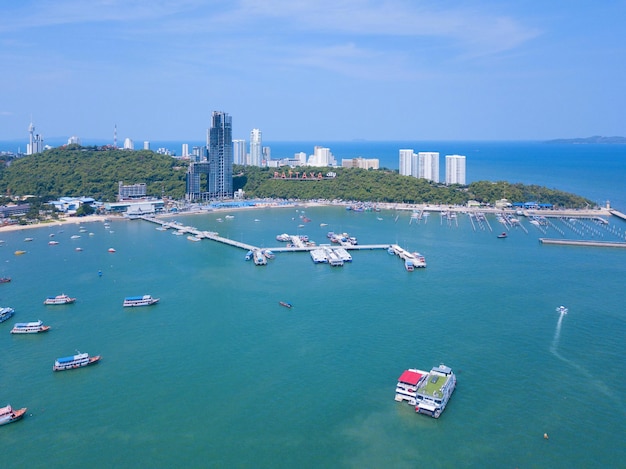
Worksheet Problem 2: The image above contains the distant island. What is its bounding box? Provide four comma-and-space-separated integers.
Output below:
546, 136, 626, 144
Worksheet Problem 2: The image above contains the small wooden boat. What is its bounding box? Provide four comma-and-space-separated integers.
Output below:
0, 277, 10, 284
279, 301, 292, 309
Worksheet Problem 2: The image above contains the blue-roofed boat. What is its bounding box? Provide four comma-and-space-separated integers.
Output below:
11, 320, 50, 334
123, 295, 159, 307
245, 250, 253, 261
53, 352, 101, 371
43, 294, 76, 305
0, 307, 15, 323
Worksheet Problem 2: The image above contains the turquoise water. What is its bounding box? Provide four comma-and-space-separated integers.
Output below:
0, 204, 625, 468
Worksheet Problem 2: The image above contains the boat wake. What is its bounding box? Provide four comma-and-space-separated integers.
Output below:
549, 307, 624, 414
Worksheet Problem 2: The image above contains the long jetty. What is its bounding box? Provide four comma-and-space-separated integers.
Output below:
139, 216, 391, 253
539, 238, 626, 248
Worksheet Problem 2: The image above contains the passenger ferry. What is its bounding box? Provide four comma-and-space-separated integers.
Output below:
0, 404, 27, 426
123, 295, 159, 307
0, 307, 15, 323
44, 294, 76, 305
53, 352, 101, 371
395, 364, 456, 418
11, 320, 50, 334
253, 250, 267, 266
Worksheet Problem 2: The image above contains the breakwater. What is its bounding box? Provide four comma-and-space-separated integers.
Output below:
539, 238, 626, 248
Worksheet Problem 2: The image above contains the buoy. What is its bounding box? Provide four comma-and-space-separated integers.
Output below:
544, 433, 549, 440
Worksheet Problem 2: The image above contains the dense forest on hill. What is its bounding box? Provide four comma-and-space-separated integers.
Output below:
0, 147, 594, 208
0, 146, 187, 201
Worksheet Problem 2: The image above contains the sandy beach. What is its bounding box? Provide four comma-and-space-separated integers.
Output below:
0, 214, 113, 234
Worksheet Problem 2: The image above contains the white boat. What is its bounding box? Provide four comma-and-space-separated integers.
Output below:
225, 215, 235, 219
396, 365, 456, 418
0, 404, 27, 426
0, 307, 15, 323
48, 240, 59, 245
11, 320, 50, 334
123, 295, 159, 307
43, 294, 76, 305
187, 235, 201, 242
70, 235, 81, 239
53, 352, 101, 371
253, 250, 267, 266
556, 305, 568, 314
24, 237, 33, 242
276, 233, 290, 242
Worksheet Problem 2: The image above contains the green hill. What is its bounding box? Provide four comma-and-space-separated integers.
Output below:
0, 146, 594, 208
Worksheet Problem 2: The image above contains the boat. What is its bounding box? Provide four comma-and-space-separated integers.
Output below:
405, 259, 415, 272
0, 307, 15, 323
108, 248, 116, 253
497, 232, 507, 238
279, 301, 292, 308
53, 352, 101, 371
556, 305, 568, 315
0, 404, 27, 426
320, 223, 328, 227
14, 250, 26, 256
24, 237, 33, 242
253, 250, 267, 266
75, 247, 83, 252
276, 233, 290, 242
0, 277, 11, 284
48, 240, 59, 245
44, 294, 76, 305
395, 364, 456, 418
11, 320, 50, 334
187, 235, 201, 242
123, 295, 159, 307
245, 250, 253, 261
262, 249, 275, 259
70, 235, 81, 239
225, 215, 235, 219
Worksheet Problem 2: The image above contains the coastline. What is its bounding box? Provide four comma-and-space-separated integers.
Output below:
0, 203, 617, 235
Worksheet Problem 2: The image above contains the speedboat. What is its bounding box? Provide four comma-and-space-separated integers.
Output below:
556, 305, 568, 315
279, 301, 292, 308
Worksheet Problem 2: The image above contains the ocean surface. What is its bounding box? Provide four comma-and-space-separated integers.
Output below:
0, 142, 625, 468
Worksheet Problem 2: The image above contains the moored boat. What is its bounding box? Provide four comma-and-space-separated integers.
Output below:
396, 364, 456, 418
14, 250, 26, 256
44, 294, 76, 305
0, 277, 11, 283
497, 232, 507, 238
0, 404, 27, 426
123, 295, 159, 307
11, 320, 50, 334
279, 301, 292, 308
53, 352, 101, 371
0, 307, 15, 323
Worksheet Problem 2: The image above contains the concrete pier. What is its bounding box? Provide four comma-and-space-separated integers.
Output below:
539, 238, 626, 248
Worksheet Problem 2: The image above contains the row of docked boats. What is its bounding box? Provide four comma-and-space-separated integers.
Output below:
309, 247, 352, 266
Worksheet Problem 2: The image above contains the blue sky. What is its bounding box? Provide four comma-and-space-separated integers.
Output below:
1, 0, 625, 143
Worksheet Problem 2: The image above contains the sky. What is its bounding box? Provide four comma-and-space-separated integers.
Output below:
1, 0, 625, 143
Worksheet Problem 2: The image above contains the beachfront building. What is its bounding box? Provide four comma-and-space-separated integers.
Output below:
419, 152, 439, 183
341, 157, 380, 169
445, 154, 466, 185
27, 121, 44, 155
118, 182, 147, 201
207, 111, 233, 199
399, 149, 414, 176
249, 129, 262, 166
233, 139, 246, 165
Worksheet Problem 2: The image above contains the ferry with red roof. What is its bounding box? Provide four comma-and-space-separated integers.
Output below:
395, 364, 456, 418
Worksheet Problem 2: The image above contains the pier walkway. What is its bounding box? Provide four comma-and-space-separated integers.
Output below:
139, 216, 391, 254
539, 238, 626, 248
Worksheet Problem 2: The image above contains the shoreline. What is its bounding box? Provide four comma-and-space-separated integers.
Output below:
0, 203, 618, 235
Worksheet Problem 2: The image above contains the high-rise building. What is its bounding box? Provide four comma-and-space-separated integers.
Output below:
307, 146, 334, 166
399, 149, 414, 176
418, 152, 440, 182
207, 111, 233, 199
123, 138, 134, 150
249, 129, 262, 166
445, 154, 466, 185
233, 139, 247, 165
27, 121, 44, 155
144, 141, 150, 150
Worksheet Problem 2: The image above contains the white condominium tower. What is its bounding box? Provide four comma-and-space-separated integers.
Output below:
399, 149, 414, 176
445, 154, 466, 185
232, 139, 246, 165
249, 128, 262, 166
418, 152, 439, 183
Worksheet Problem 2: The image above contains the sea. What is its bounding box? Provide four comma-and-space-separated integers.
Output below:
0, 141, 625, 468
